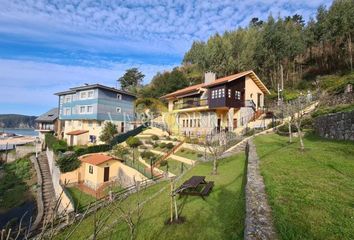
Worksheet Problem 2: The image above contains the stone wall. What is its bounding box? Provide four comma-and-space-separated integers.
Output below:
314, 110, 354, 141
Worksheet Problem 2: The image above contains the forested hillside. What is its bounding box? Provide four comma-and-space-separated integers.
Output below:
182, 0, 353, 90
137, 0, 353, 100
0, 114, 37, 128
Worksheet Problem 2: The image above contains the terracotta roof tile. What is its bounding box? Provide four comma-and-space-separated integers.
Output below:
81, 153, 121, 166
66, 130, 89, 136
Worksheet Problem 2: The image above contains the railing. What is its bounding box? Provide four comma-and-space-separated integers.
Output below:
173, 98, 208, 110
245, 100, 256, 110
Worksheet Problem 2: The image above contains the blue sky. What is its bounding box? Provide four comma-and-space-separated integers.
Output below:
0, 0, 331, 116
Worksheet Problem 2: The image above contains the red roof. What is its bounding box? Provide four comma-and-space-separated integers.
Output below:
81, 154, 121, 166
66, 130, 89, 135
161, 70, 270, 99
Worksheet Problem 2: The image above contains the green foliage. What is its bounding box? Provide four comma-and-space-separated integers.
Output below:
56, 152, 81, 173
118, 68, 145, 92
159, 142, 166, 148
45, 133, 68, 153
311, 103, 354, 118
126, 136, 142, 148
165, 143, 174, 149
74, 144, 111, 156
140, 151, 157, 163
159, 160, 167, 166
99, 122, 118, 144
318, 72, 354, 94
112, 145, 129, 159
151, 135, 159, 140
0, 157, 34, 210
139, 68, 189, 98
278, 123, 298, 133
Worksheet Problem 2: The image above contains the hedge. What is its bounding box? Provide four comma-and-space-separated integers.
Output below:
45, 133, 68, 154
74, 144, 111, 156
110, 124, 147, 146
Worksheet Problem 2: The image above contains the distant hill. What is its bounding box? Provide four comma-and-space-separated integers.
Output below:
0, 114, 37, 129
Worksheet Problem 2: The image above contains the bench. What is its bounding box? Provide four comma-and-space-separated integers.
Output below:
201, 181, 214, 197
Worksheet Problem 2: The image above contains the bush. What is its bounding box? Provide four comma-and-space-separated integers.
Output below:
173, 138, 178, 141
151, 135, 159, 140
278, 123, 298, 133
166, 143, 174, 149
74, 144, 111, 156
112, 145, 129, 159
45, 134, 68, 154
159, 142, 167, 148
56, 152, 81, 173
165, 136, 171, 140
302, 117, 314, 129
153, 143, 159, 148
197, 153, 203, 158
267, 120, 282, 129
99, 122, 118, 144
159, 160, 167, 166
311, 104, 354, 118
180, 149, 185, 152
141, 151, 157, 163
145, 140, 153, 145
126, 137, 142, 148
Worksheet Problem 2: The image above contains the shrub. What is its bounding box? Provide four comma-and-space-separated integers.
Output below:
302, 117, 314, 129
180, 149, 185, 152
166, 143, 174, 149
56, 152, 81, 173
197, 153, 203, 158
126, 137, 142, 148
151, 135, 159, 140
160, 160, 167, 166
141, 151, 157, 163
153, 143, 159, 148
159, 142, 167, 148
45, 134, 68, 153
278, 124, 298, 133
191, 151, 196, 154
74, 144, 111, 156
145, 140, 153, 145
112, 145, 129, 159
267, 120, 282, 129
165, 136, 171, 140
99, 122, 118, 144
173, 138, 178, 141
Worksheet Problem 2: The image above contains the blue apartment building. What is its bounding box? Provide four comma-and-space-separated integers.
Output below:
55, 84, 136, 146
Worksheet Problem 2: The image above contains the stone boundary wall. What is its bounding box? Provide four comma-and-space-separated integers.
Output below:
314, 111, 354, 141
46, 149, 75, 213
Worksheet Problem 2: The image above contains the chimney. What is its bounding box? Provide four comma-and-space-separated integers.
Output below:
204, 71, 216, 84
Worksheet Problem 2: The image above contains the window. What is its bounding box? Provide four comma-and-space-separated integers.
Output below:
65, 95, 71, 103
194, 119, 196, 127
190, 119, 192, 127
221, 88, 225, 98
117, 94, 122, 100
186, 119, 189, 127
87, 105, 93, 113
116, 107, 122, 113
235, 91, 241, 100
89, 165, 93, 174
182, 119, 185, 127
80, 91, 87, 99
197, 119, 201, 127
87, 90, 94, 98
80, 106, 86, 113
64, 108, 71, 115
228, 89, 231, 98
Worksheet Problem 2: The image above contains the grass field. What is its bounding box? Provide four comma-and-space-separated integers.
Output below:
55, 152, 246, 240
159, 158, 191, 176
66, 187, 96, 212
174, 148, 206, 161
254, 133, 354, 240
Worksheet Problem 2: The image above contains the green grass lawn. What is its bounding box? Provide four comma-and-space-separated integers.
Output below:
0, 157, 36, 211
174, 148, 207, 161
159, 158, 191, 176
66, 187, 96, 212
254, 133, 354, 240
55, 152, 246, 240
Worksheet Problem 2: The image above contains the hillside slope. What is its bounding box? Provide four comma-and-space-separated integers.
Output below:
0, 114, 37, 128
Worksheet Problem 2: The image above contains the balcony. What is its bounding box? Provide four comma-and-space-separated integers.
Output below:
36, 124, 54, 131
173, 98, 208, 110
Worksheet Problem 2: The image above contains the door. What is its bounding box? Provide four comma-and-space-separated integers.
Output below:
233, 119, 237, 129
257, 93, 262, 109
103, 167, 110, 182
121, 122, 125, 133
70, 136, 74, 146
217, 119, 221, 132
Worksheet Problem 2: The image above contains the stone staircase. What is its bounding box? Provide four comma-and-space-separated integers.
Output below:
37, 153, 56, 226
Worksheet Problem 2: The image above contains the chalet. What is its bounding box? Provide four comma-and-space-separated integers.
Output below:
161, 71, 270, 136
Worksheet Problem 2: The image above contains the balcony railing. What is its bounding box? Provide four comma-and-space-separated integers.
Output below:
173, 98, 208, 110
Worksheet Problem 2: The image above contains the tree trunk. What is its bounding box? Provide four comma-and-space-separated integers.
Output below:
212, 156, 217, 175
288, 122, 292, 143
349, 33, 353, 71
296, 122, 304, 151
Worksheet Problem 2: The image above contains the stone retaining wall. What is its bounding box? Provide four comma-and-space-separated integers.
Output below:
314, 111, 354, 141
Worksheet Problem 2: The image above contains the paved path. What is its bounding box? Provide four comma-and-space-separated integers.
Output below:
169, 154, 195, 165
244, 139, 278, 240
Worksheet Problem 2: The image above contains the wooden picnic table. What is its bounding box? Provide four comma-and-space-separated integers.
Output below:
175, 176, 214, 199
